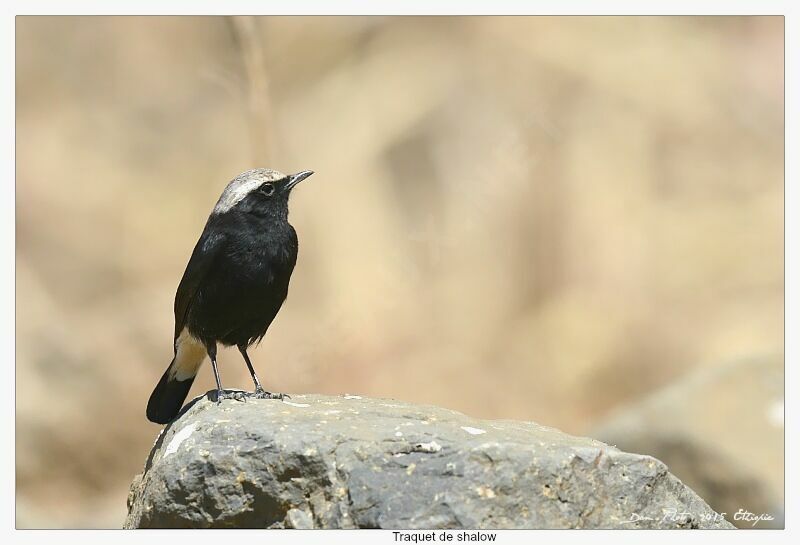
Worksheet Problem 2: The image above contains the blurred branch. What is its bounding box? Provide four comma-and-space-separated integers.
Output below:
228, 16, 273, 165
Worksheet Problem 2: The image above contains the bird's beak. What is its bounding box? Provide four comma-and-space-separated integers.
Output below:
282, 170, 314, 193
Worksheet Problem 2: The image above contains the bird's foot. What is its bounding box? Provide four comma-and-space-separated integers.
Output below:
249, 387, 290, 400
215, 389, 249, 404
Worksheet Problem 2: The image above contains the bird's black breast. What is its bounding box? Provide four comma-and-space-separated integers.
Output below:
183, 211, 298, 347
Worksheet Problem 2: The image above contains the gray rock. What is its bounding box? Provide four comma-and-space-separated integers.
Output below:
592, 356, 784, 529
125, 393, 733, 529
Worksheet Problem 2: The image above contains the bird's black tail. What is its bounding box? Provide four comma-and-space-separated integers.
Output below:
146, 357, 197, 424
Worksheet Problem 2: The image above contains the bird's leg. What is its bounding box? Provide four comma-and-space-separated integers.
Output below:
238, 344, 289, 400
207, 342, 246, 403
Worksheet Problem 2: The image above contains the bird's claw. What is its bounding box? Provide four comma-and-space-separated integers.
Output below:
250, 387, 290, 400
215, 390, 248, 404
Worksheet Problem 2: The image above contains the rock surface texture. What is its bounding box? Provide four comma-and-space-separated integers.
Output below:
592, 356, 784, 529
125, 393, 733, 529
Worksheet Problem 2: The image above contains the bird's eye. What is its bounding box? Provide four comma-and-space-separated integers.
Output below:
259, 183, 275, 197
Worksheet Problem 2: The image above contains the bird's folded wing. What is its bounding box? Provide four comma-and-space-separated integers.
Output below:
173, 229, 227, 344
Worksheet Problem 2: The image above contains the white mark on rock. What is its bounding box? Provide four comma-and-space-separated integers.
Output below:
164, 423, 197, 457
476, 486, 496, 498
152, 427, 167, 450
461, 426, 487, 435
767, 399, 784, 428
414, 441, 442, 453
283, 401, 310, 408
344, 394, 362, 400
395, 431, 403, 437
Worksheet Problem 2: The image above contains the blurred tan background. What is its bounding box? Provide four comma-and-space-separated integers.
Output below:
16, 16, 783, 528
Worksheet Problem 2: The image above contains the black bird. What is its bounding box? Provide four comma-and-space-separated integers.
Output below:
146, 168, 314, 424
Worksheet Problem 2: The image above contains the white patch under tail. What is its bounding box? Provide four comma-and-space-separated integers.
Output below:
170, 328, 207, 381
